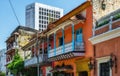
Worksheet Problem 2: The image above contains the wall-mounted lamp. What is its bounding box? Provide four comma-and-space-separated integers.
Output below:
108, 53, 117, 73
88, 57, 95, 70
101, 0, 106, 10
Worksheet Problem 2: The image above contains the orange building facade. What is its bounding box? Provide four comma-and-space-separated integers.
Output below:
46, 1, 93, 76
22, 1, 94, 76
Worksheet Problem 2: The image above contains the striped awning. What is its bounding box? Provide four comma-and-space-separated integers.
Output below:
48, 51, 85, 61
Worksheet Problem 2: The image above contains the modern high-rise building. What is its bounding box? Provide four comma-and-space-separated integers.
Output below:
25, 2, 63, 32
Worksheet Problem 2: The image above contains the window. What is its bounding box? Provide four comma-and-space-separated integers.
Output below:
39, 12, 41, 14
76, 28, 83, 42
39, 48, 42, 54
45, 21, 47, 24
97, 56, 111, 76
44, 25, 46, 28
100, 62, 110, 76
39, 25, 41, 28
39, 16, 41, 18
47, 73, 51, 76
59, 37, 63, 46
39, 29, 41, 31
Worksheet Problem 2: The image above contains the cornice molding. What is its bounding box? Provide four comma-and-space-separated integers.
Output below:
89, 27, 120, 44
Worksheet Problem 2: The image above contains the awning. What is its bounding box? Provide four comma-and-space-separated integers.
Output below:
48, 51, 85, 61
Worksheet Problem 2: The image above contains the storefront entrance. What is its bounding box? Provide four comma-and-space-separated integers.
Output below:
75, 59, 90, 76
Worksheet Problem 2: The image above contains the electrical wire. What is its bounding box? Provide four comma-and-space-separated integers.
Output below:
8, 0, 21, 25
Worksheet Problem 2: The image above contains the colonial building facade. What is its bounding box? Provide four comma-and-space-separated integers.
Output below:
89, 0, 120, 76
22, 1, 94, 76
23, 33, 52, 76
5, 26, 37, 76
46, 1, 93, 76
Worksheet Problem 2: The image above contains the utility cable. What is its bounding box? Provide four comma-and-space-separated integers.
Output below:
8, 0, 21, 25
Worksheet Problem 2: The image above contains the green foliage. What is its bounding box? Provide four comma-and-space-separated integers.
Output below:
96, 19, 109, 28
96, 13, 120, 28
0, 71, 5, 76
7, 49, 24, 75
113, 13, 120, 21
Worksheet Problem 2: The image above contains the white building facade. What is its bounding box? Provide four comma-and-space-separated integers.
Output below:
26, 2, 63, 32
0, 49, 6, 73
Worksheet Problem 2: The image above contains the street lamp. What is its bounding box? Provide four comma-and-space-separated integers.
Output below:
108, 53, 117, 73
88, 57, 95, 70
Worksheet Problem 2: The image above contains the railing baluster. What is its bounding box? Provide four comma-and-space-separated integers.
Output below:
54, 33, 56, 56
109, 16, 113, 30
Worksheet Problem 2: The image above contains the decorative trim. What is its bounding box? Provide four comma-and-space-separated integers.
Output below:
48, 51, 85, 61
97, 56, 112, 76
89, 27, 120, 45
47, 20, 73, 36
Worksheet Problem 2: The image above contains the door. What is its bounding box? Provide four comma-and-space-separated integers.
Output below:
76, 28, 83, 42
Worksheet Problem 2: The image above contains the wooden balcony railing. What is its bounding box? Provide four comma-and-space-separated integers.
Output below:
24, 54, 48, 67
49, 41, 84, 58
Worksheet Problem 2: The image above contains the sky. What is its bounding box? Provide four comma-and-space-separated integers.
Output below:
0, 0, 85, 49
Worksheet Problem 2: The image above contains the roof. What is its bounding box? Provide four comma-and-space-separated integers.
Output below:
11, 26, 37, 35
6, 25, 38, 42
47, 1, 91, 31
22, 1, 91, 50
22, 33, 46, 50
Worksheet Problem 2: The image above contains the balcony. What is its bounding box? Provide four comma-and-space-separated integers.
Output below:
48, 41, 85, 61
95, 19, 120, 36
90, 14, 120, 44
6, 60, 13, 65
7, 43, 19, 52
24, 54, 48, 67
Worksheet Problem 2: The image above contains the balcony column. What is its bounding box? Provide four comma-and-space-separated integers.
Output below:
14, 32, 19, 47
62, 28, 65, 53
24, 50, 26, 59
54, 33, 56, 56
47, 36, 49, 57
42, 38, 44, 60
109, 16, 113, 30
72, 23, 75, 51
